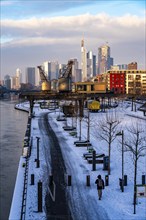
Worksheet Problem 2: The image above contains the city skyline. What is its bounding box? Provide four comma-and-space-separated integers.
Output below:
1, 0, 145, 79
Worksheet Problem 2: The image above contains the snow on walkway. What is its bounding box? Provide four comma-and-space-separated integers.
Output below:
9, 100, 146, 220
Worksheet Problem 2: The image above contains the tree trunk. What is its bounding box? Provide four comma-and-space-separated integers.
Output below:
108, 125, 112, 175
108, 142, 111, 175
133, 158, 137, 214
133, 139, 138, 214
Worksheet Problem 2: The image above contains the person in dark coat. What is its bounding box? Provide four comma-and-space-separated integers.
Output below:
95, 175, 104, 200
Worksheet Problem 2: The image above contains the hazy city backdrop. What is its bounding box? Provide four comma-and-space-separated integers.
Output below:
1, 0, 145, 82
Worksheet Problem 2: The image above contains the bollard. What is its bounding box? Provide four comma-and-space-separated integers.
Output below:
68, 175, 72, 186
86, 175, 90, 186
119, 178, 122, 191
36, 159, 40, 168
38, 181, 42, 212
142, 175, 146, 185
124, 175, 127, 186
31, 174, 34, 185
49, 175, 53, 186
105, 175, 109, 186
92, 150, 96, 171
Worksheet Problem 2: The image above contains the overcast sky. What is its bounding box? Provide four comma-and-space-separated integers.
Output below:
1, 0, 146, 80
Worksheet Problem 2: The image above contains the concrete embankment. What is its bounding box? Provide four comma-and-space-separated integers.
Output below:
9, 106, 32, 219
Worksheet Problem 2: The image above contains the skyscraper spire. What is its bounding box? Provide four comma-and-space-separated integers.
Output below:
81, 33, 84, 47
81, 38, 84, 48
81, 37, 87, 81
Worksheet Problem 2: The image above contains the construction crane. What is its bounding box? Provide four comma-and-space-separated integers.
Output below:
58, 60, 74, 92
37, 66, 51, 91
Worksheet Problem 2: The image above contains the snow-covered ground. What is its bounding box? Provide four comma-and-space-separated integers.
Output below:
9, 99, 146, 220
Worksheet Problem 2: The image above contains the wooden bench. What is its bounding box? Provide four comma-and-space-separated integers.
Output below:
87, 158, 104, 164
56, 117, 66, 121
74, 140, 89, 145
83, 153, 105, 159
75, 142, 92, 147
63, 126, 76, 131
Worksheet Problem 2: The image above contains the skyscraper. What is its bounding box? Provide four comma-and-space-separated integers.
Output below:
26, 67, 36, 86
71, 58, 79, 82
4, 75, 11, 89
81, 38, 87, 81
87, 51, 97, 80
43, 61, 59, 81
15, 68, 22, 89
97, 43, 113, 74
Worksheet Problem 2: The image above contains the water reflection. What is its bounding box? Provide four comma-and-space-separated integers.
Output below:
0, 99, 28, 220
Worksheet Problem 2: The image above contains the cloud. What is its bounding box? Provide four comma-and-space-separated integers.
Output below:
1, 13, 145, 47
1, 12, 145, 77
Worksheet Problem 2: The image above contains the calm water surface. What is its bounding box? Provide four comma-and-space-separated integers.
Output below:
0, 99, 28, 220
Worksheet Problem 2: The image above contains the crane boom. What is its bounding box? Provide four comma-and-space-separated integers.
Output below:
37, 66, 48, 82
59, 60, 74, 79
37, 66, 51, 91
58, 60, 74, 92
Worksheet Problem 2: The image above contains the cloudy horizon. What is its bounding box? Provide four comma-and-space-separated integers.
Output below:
1, 0, 146, 80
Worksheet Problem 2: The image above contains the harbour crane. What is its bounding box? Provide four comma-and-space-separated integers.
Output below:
37, 66, 51, 91
58, 60, 74, 92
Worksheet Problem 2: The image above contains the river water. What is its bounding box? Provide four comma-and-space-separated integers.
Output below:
0, 98, 28, 220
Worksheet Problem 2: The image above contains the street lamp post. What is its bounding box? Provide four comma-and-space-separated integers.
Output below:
116, 130, 124, 192
36, 137, 40, 168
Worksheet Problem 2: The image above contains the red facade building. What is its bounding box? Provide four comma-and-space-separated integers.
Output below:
108, 71, 126, 94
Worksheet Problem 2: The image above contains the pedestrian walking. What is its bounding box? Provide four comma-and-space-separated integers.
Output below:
95, 175, 104, 200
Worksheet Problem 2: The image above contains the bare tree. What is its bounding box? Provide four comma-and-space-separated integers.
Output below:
83, 110, 94, 142
95, 112, 121, 175
124, 122, 146, 214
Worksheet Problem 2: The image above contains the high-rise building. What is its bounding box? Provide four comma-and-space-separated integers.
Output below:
97, 43, 113, 74
71, 58, 79, 82
81, 39, 87, 81
87, 51, 97, 80
93, 55, 97, 77
43, 61, 59, 81
35, 68, 41, 87
4, 75, 11, 89
15, 68, 22, 89
75, 69, 82, 82
26, 67, 36, 86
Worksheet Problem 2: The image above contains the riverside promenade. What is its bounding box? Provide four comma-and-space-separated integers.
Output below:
9, 102, 71, 219
9, 100, 146, 220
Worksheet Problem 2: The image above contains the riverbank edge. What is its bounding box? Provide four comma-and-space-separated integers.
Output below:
9, 103, 30, 219
14, 103, 30, 113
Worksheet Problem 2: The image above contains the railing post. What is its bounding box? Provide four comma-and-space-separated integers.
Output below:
142, 175, 146, 185
31, 174, 34, 185
68, 175, 72, 186
38, 181, 42, 212
124, 175, 127, 186
92, 150, 96, 171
